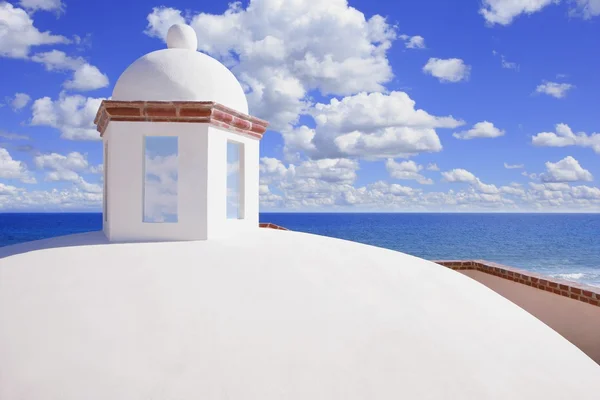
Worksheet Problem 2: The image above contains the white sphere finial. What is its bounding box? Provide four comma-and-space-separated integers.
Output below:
166, 24, 198, 50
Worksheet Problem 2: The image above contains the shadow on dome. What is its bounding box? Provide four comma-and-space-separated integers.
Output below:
0, 231, 113, 260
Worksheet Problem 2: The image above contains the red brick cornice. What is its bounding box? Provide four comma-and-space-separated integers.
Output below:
94, 100, 269, 139
259, 222, 289, 231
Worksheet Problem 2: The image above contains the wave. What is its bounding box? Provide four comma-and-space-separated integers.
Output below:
549, 272, 600, 288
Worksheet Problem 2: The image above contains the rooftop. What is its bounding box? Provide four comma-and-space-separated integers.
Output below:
1, 229, 599, 399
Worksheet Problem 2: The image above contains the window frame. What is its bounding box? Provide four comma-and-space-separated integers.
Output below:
226, 140, 245, 220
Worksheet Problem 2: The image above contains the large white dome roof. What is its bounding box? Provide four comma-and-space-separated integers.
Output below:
112, 24, 248, 114
1, 229, 599, 399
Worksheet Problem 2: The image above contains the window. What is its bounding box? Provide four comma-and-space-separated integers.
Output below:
143, 136, 178, 223
227, 141, 244, 219
104, 142, 108, 222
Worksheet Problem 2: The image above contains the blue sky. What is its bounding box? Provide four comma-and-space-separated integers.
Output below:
0, 0, 599, 212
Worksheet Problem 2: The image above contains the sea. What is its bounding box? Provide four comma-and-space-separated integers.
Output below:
1, 212, 599, 287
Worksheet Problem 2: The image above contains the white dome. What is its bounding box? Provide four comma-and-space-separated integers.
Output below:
112, 26, 248, 114
1, 230, 600, 400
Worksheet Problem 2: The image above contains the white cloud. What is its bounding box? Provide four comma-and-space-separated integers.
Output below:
532, 123, 600, 154
386, 159, 433, 184
479, 0, 556, 26
504, 162, 524, 169
19, 0, 64, 13
492, 51, 519, 70
34, 151, 90, 177
0, 2, 68, 58
258, 156, 362, 209
145, 1, 397, 131
453, 121, 505, 140
570, 0, 600, 18
10, 93, 31, 110
535, 81, 574, 98
0, 131, 29, 140
500, 186, 526, 196
0, 182, 22, 196
423, 58, 471, 83
33, 151, 101, 193
442, 168, 500, 194
441, 169, 478, 183
295, 158, 358, 184
144, 154, 178, 222
529, 182, 571, 192
30, 92, 105, 140
522, 170, 538, 180
0, 147, 36, 183
31, 50, 109, 91
570, 185, 600, 200
0, 187, 102, 211
399, 34, 425, 49
257, 158, 560, 211
540, 156, 593, 183
426, 163, 440, 171
285, 91, 463, 159
144, 7, 186, 38
500, 56, 519, 70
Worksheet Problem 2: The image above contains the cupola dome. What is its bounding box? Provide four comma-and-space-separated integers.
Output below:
112, 24, 248, 114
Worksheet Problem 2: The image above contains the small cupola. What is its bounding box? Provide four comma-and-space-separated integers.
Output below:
94, 24, 268, 242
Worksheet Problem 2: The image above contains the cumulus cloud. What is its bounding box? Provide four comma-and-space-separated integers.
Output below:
10, 93, 31, 110
0, 2, 69, 58
529, 182, 571, 192
426, 163, 440, 171
423, 58, 471, 83
479, 0, 556, 25
0, 182, 22, 196
33, 151, 101, 193
535, 81, 574, 98
30, 92, 104, 140
19, 0, 64, 13
386, 159, 433, 184
31, 50, 109, 91
540, 156, 593, 183
399, 34, 425, 49
0, 187, 102, 211
532, 123, 600, 154
144, 154, 178, 222
257, 158, 562, 211
442, 168, 500, 194
284, 91, 464, 159
34, 151, 89, 178
0, 147, 36, 183
453, 121, 505, 140
145, 0, 397, 131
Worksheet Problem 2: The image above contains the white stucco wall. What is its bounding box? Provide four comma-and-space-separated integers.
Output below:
102, 139, 109, 236
1, 229, 600, 400
103, 121, 259, 242
206, 125, 260, 239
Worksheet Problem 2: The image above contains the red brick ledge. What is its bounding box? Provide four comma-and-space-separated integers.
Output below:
259, 223, 289, 231
434, 260, 600, 307
94, 101, 269, 139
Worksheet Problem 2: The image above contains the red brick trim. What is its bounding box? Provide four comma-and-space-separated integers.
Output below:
434, 260, 600, 307
259, 222, 289, 231
94, 101, 269, 139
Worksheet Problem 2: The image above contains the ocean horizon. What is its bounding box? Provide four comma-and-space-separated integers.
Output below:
1, 212, 599, 287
